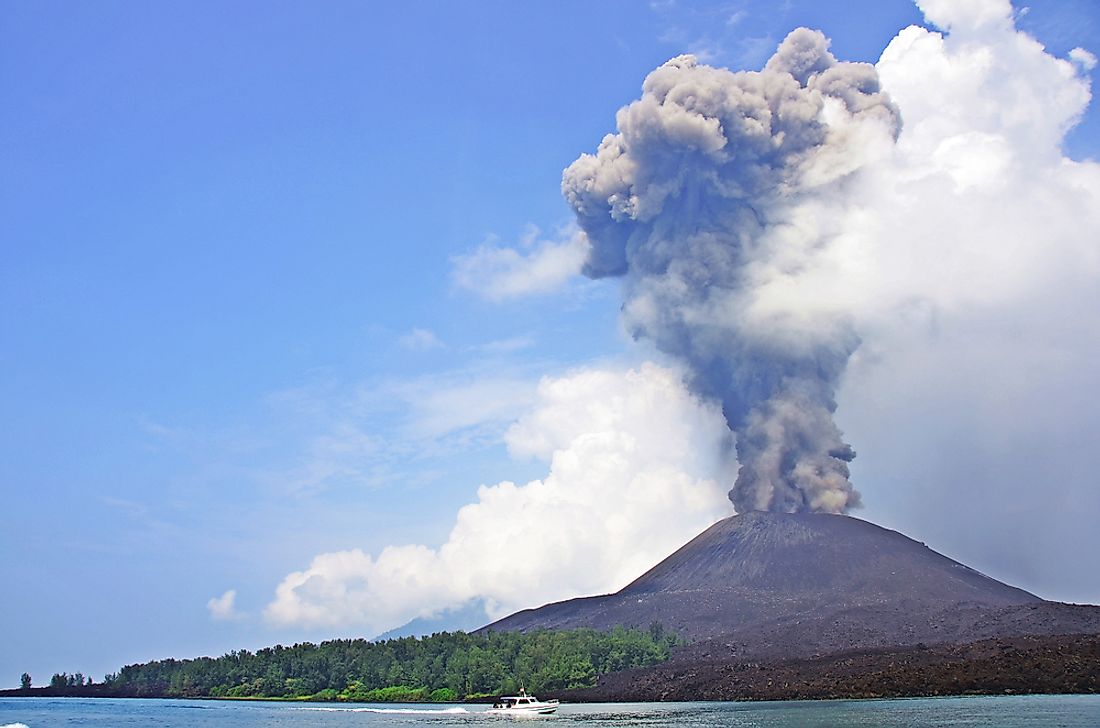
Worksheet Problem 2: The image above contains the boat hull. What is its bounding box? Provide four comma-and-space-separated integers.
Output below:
486, 701, 559, 715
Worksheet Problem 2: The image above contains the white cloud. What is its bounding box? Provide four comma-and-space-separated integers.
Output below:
827, 0, 1100, 597
1070, 47, 1097, 72
473, 335, 536, 355
264, 363, 735, 633
271, 422, 377, 496
850, 3, 1097, 319
392, 375, 538, 442
399, 328, 444, 351
917, 0, 1014, 33
451, 225, 589, 301
250, 365, 543, 497
207, 589, 243, 621
726, 10, 747, 28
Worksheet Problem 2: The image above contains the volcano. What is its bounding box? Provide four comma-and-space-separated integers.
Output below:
483, 512, 1100, 661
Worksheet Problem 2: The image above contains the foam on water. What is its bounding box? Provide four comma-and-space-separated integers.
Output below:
304, 706, 470, 715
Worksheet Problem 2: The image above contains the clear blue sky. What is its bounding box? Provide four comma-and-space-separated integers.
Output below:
2, 0, 1098, 686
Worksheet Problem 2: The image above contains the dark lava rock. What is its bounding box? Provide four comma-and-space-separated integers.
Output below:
560, 633, 1100, 701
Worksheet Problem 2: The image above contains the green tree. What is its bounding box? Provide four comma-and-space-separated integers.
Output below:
20, 673, 31, 689
429, 687, 457, 702
95, 624, 679, 700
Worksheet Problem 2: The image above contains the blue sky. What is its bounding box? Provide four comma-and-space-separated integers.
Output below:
3, 0, 1099, 686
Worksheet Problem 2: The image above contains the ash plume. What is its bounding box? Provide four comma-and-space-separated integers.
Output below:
562, 29, 899, 513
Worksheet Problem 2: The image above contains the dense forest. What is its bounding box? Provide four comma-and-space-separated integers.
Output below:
83, 625, 678, 701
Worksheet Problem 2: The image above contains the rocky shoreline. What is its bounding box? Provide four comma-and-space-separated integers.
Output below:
559, 633, 1100, 702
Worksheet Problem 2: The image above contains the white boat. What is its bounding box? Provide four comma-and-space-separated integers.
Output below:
486, 689, 559, 715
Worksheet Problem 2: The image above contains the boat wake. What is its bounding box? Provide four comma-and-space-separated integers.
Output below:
303, 706, 470, 715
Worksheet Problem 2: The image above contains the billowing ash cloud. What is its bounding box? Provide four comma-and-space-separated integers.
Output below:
563, 29, 900, 514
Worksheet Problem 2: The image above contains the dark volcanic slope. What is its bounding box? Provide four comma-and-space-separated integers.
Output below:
621, 511, 1036, 602
483, 512, 1100, 657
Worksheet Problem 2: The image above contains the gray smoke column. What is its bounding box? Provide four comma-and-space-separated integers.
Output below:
563, 29, 899, 513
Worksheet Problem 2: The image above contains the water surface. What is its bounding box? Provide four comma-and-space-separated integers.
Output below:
2, 694, 1099, 727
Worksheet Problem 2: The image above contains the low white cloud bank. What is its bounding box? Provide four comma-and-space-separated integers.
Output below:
451, 225, 589, 301
265, 363, 735, 633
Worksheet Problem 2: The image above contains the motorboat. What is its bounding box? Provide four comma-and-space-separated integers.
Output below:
486, 689, 559, 715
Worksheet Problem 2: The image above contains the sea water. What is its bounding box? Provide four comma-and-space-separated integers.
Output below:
2, 694, 1099, 727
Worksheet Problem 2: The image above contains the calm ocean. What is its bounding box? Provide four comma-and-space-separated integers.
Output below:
2, 695, 1100, 728
2, 695, 1099, 727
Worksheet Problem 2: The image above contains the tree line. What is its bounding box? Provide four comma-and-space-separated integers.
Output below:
87, 624, 678, 701
50, 672, 92, 688
14, 672, 92, 691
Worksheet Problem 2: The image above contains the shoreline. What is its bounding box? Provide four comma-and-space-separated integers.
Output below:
1, 691, 1099, 705
5, 633, 1097, 705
